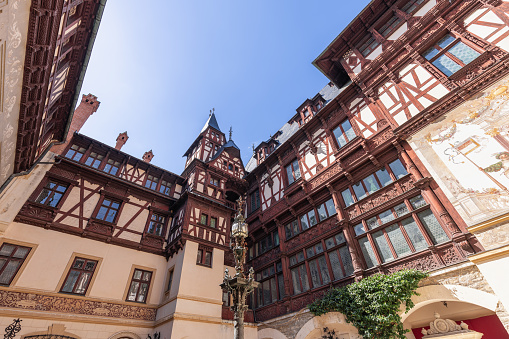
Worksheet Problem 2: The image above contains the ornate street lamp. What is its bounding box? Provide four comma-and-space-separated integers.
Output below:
221, 196, 259, 339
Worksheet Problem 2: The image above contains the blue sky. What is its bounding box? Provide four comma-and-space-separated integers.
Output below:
79, 0, 371, 175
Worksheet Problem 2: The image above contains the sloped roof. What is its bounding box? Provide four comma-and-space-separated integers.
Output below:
244, 82, 344, 173
201, 113, 221, 133
209, 139, 241, 162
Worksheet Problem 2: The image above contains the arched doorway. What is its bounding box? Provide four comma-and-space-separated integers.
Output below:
294, 312, 361, 339
402, 285, 509, 339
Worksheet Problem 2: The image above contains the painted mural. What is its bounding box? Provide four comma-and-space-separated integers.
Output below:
410, 76, 509, 225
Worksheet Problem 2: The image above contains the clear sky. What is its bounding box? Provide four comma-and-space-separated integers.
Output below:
79, 0, 372, 175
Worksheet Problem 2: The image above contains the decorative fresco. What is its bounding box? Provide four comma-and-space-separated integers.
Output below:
409, 76, 509, 225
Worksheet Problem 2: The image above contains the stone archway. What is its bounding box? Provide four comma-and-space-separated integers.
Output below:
22, 324, 80, 339
258, 328, 288, 339
294, 312, 361, 339
402, 284, 509, 338
108, 332, 142, 339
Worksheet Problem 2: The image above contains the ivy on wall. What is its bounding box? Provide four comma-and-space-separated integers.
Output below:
308, 269, 427, 339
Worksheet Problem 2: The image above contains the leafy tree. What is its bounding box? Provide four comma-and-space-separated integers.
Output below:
308, 269, 427, 339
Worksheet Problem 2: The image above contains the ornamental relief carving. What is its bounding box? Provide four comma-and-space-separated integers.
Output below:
19, 202, 56, 222
385, 254, 441, 274
474, 222, 509, 250
0, 289, 156, 321
420, 265, 495, 295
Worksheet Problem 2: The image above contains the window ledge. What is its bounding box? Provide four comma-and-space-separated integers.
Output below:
448, 51, 492, 82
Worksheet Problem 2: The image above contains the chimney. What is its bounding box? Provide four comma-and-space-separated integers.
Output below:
115, 131, 128, 150
142, 150, 154, 163
52, 94, 100, 155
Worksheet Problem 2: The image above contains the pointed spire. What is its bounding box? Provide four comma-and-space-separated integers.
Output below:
229, 126, 233, 141
201, 109, 221, 133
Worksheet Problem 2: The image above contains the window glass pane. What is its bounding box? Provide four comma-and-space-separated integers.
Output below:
292, 220, 300, 236
285, 224, 293, 240
394, 202, 409, 217
379, 210, 395, 224
0, 260, 21, 285
263, 280, 271, 305
410, 195, 427, 209
325, 199, 336, 216
297, 252, 305, 263
372, 231, 394, 263
270, 278, 278, 302
308, 210, 317, 227
352, 182, 367, 200
329, 251, 344, 280
363, 174, 380, 194
339, 246, 354, 276
291, 268, 301, 294
438, 34, 456, 49
341, 189, 355, 207
376, 168, 393, 187
137, 283, 149, 302
315, 243, 324, 254
12, 247, 29, 259
342, 120, 356, 142
423, 47, 440, 60
293, 160, 301, 181
0, 244, 15, 256
366, 216, 379, 230
318, 256, 331, 284
418, 210, 449, 244
389, 159, 408, 179
299, 265, 310, 292
333, 126, 347, 148
353, 223, 366, 236
205, 251, 212, 266
74, 272, 91, 294
386, 224, 412, 257
308, 259, 321, 288
300, 215, 309, 230
277, 274, 285, 299
286, 165, 295, 185
335, 232, 345, 245
359, 237, 378, 268
62, 270, 80, 292
317, 204, 327, 221
325, 237, 335, 250
401, 217, 428, 252
433, 55, 461, 77
306, 247, 314, 258
289, 255, 297, 266
449, 41, 480, 65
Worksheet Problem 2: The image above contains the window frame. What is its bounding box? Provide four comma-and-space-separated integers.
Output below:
103, 158, 122, 176
92, 196, 123, 224
286, 159, 301, 186
250, 189, 261, 213
144, 174, 159, 190
84, 151, 105, 169
332, 119, 357, 149
59, 256, 99, 296
254, 261, 285, 308
125, 268, 154, 303
422, 32, 483, 78
33, 180, 69, 208
0, 241, 33, 286
158, 179, 172, 196
145, 211, 168, 237
64, 144, 87, 162
196, 245, 213, 268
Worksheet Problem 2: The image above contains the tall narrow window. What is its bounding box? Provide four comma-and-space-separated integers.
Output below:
0, 243, 31, 286
200, 214, 208, 225
84, 152, 104, 168
147, 213, 165, 236
197, 246, 213, 267
35, 181, 68, 207
389, 159, 408, 179
333, 120, 356, 148
65, 144, 86, 161
61, 257, 97, 295
250, 189, 261, 212
423, 33, 481, 77
126, 269, 152, 303
166, 269, 174, 293
358, 36, 380, 57
95, 198, 121, 223
286, 159, 301, 185
378, 15, 402, 38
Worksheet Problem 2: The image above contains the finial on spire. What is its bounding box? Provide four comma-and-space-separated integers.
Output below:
209, 108, 215, 117
229, 126, 233, 141
252, 143, 255, 153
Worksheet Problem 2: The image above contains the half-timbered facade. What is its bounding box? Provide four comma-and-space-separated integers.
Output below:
2, 0, 509, 338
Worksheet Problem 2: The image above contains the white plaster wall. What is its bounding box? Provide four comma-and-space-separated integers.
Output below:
475, 256, 509, 311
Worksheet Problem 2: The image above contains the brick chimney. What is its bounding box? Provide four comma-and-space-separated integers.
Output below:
115, 131, 128, 150
52, 94, 100, 155
142, 150, 154, 163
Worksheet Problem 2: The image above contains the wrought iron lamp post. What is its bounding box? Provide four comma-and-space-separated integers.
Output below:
221, 197, 259, 339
